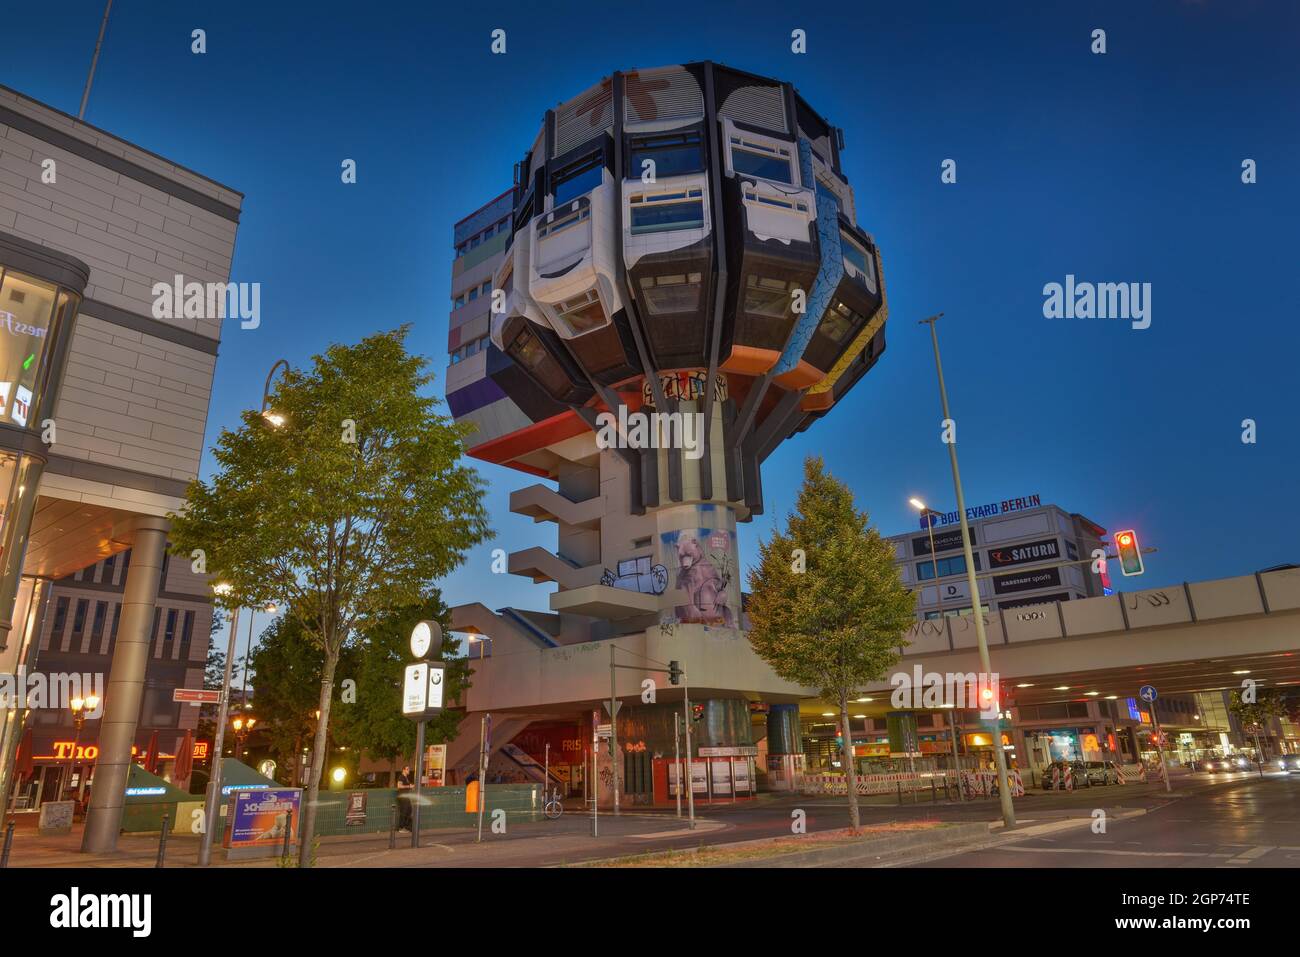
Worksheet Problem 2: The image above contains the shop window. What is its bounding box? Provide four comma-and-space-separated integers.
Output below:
638, 273, 703, 316
628, 189, 704, 234
728, 135, 794, 184
0, 270, 59, 427
743, 275, 793, 320
628, 131, 704, 179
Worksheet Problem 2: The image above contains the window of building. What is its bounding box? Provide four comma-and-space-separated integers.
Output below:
628, 189, 704, 234
480, 281, 491, 296
628, 131, 704, 179
743, 275, 794, 319
163, 608, 177, 642
51, 596, 69, 635
638, 273, 703, 315
181, 610, 195, 647
72, 599, 88, 635
538, 204, 589, 240
729, 135, 794, 184
468, 287, 478, 302
470, 236, 480, 249
922, 603, 991, 620
110, 604, 121, 640
818, 299, 858, 344
741, 188, 808, 215
554, 289, 608, 335
552, 153, 604, 204
510, 328, 550, 373
916, 553, 981, 581
454, 294, 465, 309
91, 601, 107, 641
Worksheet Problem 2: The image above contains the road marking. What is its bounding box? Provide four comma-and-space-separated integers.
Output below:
627, 821, 726, 839
994, 846, 1232, 858
1224, 845, 1276, 865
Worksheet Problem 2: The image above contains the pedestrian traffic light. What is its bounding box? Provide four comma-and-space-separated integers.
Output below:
692, 702, 704, 722
1114, 529, 1144, 576
668, 660, 682, 686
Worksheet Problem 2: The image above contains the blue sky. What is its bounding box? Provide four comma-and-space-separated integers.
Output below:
6, 2, 1298, 657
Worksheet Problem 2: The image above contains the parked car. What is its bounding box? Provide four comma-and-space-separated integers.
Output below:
1276, 754, 1300, 773
1204, 755, 1252, 773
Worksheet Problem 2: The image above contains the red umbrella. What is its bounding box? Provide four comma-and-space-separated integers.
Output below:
173, 730, 194, 790
142, 730, 159, 773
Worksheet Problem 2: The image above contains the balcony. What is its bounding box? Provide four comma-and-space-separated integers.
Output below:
509, 484, 603, 528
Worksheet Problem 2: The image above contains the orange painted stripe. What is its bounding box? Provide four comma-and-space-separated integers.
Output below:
773, 360, 824, 390
467, 409, 589, 472
720, 345, 779, 375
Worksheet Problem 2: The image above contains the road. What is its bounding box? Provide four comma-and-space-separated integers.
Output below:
913, 770, 1300, 868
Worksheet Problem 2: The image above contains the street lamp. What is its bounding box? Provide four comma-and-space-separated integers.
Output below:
240, 602, 278, 711
919, 313, 1015, 828
910, 497, 962, 779
232, 715, 257, 758
65, 694, 100, 800
260, 358, 289, 428
198, 584, 241, 866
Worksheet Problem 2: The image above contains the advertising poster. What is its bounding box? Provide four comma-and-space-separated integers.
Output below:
690, 760, 708, 794
710, 759, 732, 795
425, 743, 447, 786
732, 758, 751, 793
345, 791, 367, 826
223, 789, 301, 848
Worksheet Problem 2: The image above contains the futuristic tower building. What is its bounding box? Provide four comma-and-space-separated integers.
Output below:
445, 64, 888, 802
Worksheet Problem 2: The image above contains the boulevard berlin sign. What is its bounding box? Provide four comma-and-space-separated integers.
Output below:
919, 493, 1042, 529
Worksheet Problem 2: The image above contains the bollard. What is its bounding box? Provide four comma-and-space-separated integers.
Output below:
896, 781, 902, 805
389, 802, 397, 849
1, 820, 14, 868
931, 779, 937, 803
282, 808, 294, 860
156, 812, 170, 868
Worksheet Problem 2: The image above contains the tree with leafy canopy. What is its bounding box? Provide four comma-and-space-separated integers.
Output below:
331, 594, 470, 777
169, 327, 491, 866
746, 456, 915, 830
1229, 687, 1287, 760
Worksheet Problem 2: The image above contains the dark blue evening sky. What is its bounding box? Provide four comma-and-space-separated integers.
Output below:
6, 2, 1298, 651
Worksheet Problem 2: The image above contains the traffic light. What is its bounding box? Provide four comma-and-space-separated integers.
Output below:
668, 660, 682, 686
692, 702, 704, 723
1114, 529, 1144, 576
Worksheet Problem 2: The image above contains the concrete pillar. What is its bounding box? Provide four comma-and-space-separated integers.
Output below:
766, 703, 801, 755
82, 517, 170, 853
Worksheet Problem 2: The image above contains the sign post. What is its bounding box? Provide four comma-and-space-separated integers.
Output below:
402, 621, 445, 847
1139, 685, 1171, 793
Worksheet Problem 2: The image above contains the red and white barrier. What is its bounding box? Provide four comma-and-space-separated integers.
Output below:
1011, 768, 1025, 796
1115, 765, 1127, 784
1063, 763, 1074, 791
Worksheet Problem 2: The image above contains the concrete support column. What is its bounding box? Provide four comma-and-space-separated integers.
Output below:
766, 703, 801, 755
82, 517, 170, 853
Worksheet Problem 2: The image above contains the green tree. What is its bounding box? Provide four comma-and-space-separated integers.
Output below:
746, 456, 915, 830
1229, 687, 1286, 760
332, 594, 470, 778
169, 327, 491, 865
246, 615, 356, 785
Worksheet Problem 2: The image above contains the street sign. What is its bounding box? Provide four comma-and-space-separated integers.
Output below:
173, 688, 222, 704
595, 724, 612, 737
602, 701, 622, 718
1139, 684, 1158, 703
402, 660, 447, 719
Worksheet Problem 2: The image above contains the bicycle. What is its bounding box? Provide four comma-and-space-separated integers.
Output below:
543, 786, 563, 820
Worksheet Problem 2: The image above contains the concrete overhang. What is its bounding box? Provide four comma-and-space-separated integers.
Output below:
548, 584, 659, 619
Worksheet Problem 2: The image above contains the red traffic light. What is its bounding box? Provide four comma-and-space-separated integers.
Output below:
1114, 528, 1144, 576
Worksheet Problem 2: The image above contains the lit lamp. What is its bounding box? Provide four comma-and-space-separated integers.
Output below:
260, 358, 289, 428
232, 715, 257, 757
64, 694, 100, 800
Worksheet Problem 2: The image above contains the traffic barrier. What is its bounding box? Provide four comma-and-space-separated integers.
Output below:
1064, 764, 1074, 791
1115, 765, 1127, 784
1050, 764, 1060, 790
1011, 768, 1025, 797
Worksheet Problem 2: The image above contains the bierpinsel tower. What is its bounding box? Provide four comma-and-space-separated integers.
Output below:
445, 63, 888, 803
